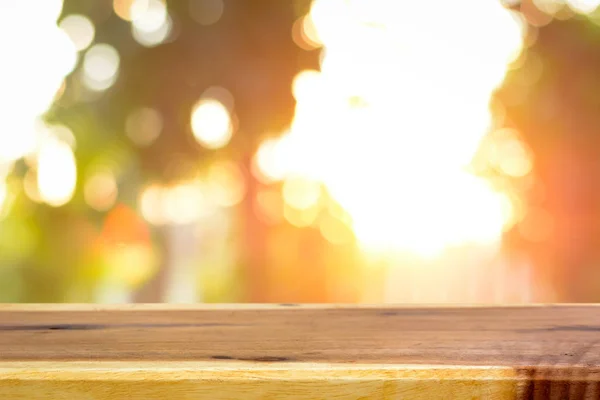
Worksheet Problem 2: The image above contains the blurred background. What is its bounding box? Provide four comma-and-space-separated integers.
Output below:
1, 0, 600, 303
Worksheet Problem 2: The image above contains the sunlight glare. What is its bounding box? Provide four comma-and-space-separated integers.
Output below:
256, 0, 526, 257
0, 0, 76, 162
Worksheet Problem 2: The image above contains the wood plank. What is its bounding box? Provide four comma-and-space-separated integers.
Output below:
0, 304, 599, 399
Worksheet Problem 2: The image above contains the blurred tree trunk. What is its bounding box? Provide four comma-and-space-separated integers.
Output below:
240, 156, 270, 302
133, 227, 169, 302
495, 16, 600, 302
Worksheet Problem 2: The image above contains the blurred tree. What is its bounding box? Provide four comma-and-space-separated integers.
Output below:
4, 0, 319, 302
491, 12, 600, 301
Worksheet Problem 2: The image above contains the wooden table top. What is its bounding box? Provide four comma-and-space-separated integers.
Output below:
0, 304, 599, 399
1, 304, 599, 366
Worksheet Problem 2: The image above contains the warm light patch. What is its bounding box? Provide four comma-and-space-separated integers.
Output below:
532, 0, 564, 14
202, 86, 235, 112
283, 203, 319, 228
113, 0, 137, 21
0, 0, 76, 167
99, 204, 157, 288
191, 98, 233, 149
0, 121, 38, 163
163, 181, 206, 225
59, 14, 95, 51
85, 171, 118, 211
254, 188, 283, 225
23, 169, 41, 203
252, 135, 296, 183
567, 0, 600, 13
206, 161, 246, 207
37, 138, 77, 207
131, 0, 167, 32
282, 176, 321, 210
103, 244, 157, 287
50, 124, 77, 149
139, 184, 166, 225
484, 128, 534, 178
292, 16, 322, 50
83, 43, 120, 91
132, 9, 172, 47
319, 213, 353, 245
291, 69, 322, 101
519, 207, 554, 242
140, 180, 216, 225
256, 0, 526, 257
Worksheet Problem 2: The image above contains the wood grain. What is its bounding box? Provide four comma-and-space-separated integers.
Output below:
0, 304, 599, 399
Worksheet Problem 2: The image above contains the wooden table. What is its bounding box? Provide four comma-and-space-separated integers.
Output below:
0, 304, 599, 399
